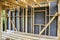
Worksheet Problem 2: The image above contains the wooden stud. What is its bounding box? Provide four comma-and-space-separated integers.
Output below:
39, 25, 41, 34
34, 10, 45, 12
49, 2, 50, 36
34, 24, 45, 26
23, 8, 24, 32
32, 8, 34, 34
25, 5, 28, 33
33, 4, 49, 8
0, 6, 2, 40
31, 8, 33, 33
58, 1, 60, 40
45, 7, 47, 35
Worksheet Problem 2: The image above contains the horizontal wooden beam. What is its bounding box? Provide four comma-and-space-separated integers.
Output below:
2, 0, 26, 8
0, 0, 57, 8
33, 4, 49, 8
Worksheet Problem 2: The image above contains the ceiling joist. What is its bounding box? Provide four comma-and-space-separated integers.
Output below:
0, 0, 57, 9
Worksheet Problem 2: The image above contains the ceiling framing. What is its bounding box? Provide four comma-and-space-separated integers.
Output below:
0, 0, 57, 9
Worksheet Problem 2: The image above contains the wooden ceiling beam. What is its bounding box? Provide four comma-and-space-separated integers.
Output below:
20, 0, 33, 7
25, 0, 34, 4
0, 0, 57, 8
33, 3, 49, 8
5, 0, 26, 8
33, 0, 41, 7
36, 0, 47, 3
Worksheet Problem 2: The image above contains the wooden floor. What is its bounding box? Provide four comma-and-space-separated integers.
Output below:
2, 30, 57, 40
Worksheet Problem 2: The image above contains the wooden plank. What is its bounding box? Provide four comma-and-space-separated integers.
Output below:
18, 0, 27, 8
5, 9, 7, 31
39, 25, 41, 35
32, 8, 34, 34
49, 3, 50, 36
46, 15, 57, 16
11, 31, 57, 38
34, 10, 45, 12
0, 6, 2, 40
25, 6, 28, 33
2, 0, 26, 8
58, 14, 60, 40
45, 7, 47, 35
58, 2, 60, 40
2, 32, 39, 40
1, 0, 56, 8
2, 32, 57, 40
5, 0, 26, 8
1, 1, 15, 8
33, 4, 49, 8
23, 8, 24, 32
34, 24, 45, 26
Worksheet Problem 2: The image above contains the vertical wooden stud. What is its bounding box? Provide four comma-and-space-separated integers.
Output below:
5, 9, 7, 31
32, 8, 34, 34
31, 8, 33, 33
0, 6, 2, 40
49, 2, 50, 36
39, 25, 41, 35
45, 7, 47, 35
58, 1, 60, 40
25, 5, 28, 33
23, 8, 24, 32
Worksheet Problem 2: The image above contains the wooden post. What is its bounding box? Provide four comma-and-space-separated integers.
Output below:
25, 5, 28, 33
32, 8, 34, 34
49, 2, 50, 36
45, 7, 47, 35
58, 1, 60, 40
0, 5, 2, 40
31, 8, 33, 33
22, 8, 24, 32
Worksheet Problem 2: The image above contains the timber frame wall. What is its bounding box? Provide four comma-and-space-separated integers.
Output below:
2, 5, 58, 39
0, 0, 60, 40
